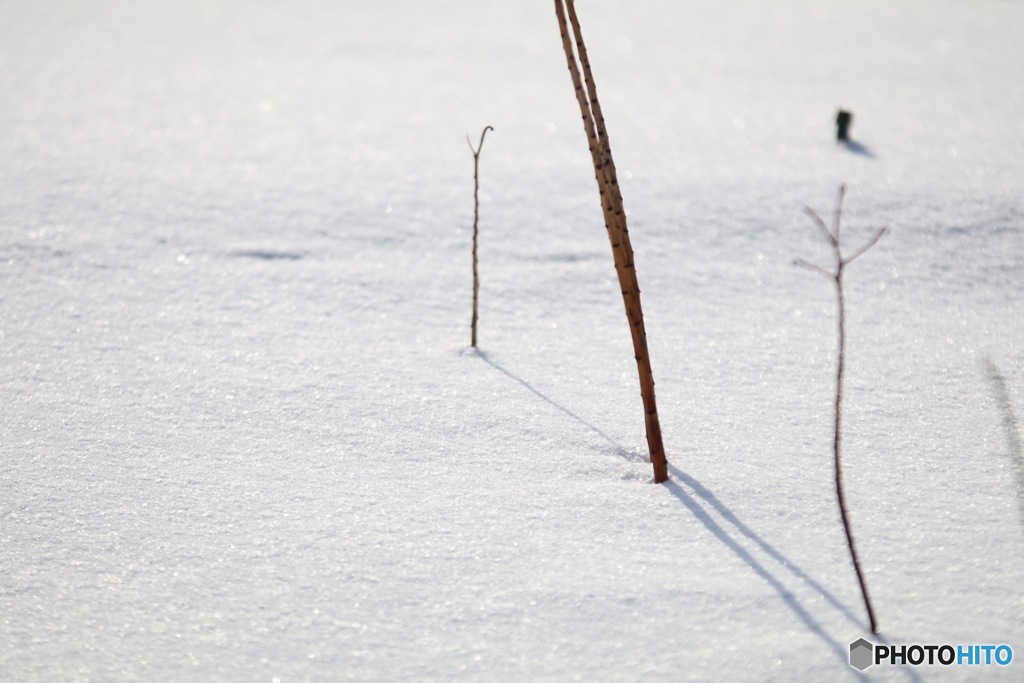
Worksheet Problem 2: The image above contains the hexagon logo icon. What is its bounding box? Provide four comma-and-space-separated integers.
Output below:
850, 638, 874, 671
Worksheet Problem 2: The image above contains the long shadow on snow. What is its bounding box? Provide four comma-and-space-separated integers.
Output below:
667, 473, 863, 679
476, 350, 637, 462
478, 350, 921, 681
670, 466, 864, 631
669, 475, 919, 681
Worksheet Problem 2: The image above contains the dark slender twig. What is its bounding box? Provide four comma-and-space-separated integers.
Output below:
793, 258, 835, 279
802, 206, 837, 246
468, 126, 493, 348
797, 184, 886, 634
843, 227, 890, 266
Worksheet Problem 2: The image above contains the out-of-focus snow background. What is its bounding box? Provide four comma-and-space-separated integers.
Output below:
2, 0, 1022, 680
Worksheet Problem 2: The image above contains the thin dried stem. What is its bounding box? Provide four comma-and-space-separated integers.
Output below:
796, 185, 885, 634
843, 227, 890, 266
469, 125, 493, 348
793, 258, 835, 279
803, 206, 837, 246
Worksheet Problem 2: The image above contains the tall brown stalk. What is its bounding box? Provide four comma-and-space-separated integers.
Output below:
553, 0, 668, 483
795, 184, 887, 634
468, 125, 493, 348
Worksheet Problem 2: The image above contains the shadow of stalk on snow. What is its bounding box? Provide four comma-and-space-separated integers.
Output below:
477, 350, 637, 462
667, 473, 860, 675
670, 466, 864, 631
983, 357, 1024, 533
669, 469, 920, 681
477, 350, 921, 680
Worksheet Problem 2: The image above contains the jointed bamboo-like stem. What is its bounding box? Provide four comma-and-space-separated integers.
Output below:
796, 184, 887, 634
468, 125, 493, 348
554, 0, 668, 483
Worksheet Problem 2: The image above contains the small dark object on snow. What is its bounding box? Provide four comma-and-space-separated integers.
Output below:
836, 110, 853, 142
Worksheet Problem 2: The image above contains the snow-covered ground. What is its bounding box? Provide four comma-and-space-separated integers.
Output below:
2, 0, 1022, 680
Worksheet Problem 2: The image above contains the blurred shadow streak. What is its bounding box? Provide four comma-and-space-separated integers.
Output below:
983, 357, 1024, 531
840, 139, 877, 158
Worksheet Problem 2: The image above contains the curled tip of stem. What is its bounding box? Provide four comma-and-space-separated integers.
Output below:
467, 126, 494, 157
477, 126, 494, 155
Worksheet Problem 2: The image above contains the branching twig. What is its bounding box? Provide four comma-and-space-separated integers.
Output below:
802, 206, 837, 247
793, 258, 835, 279
797, 183, 886, 634
843, 227, 889, 266
468, 125, 493, 348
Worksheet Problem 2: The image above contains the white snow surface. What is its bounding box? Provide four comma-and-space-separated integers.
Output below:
2, 0, 1023, 680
